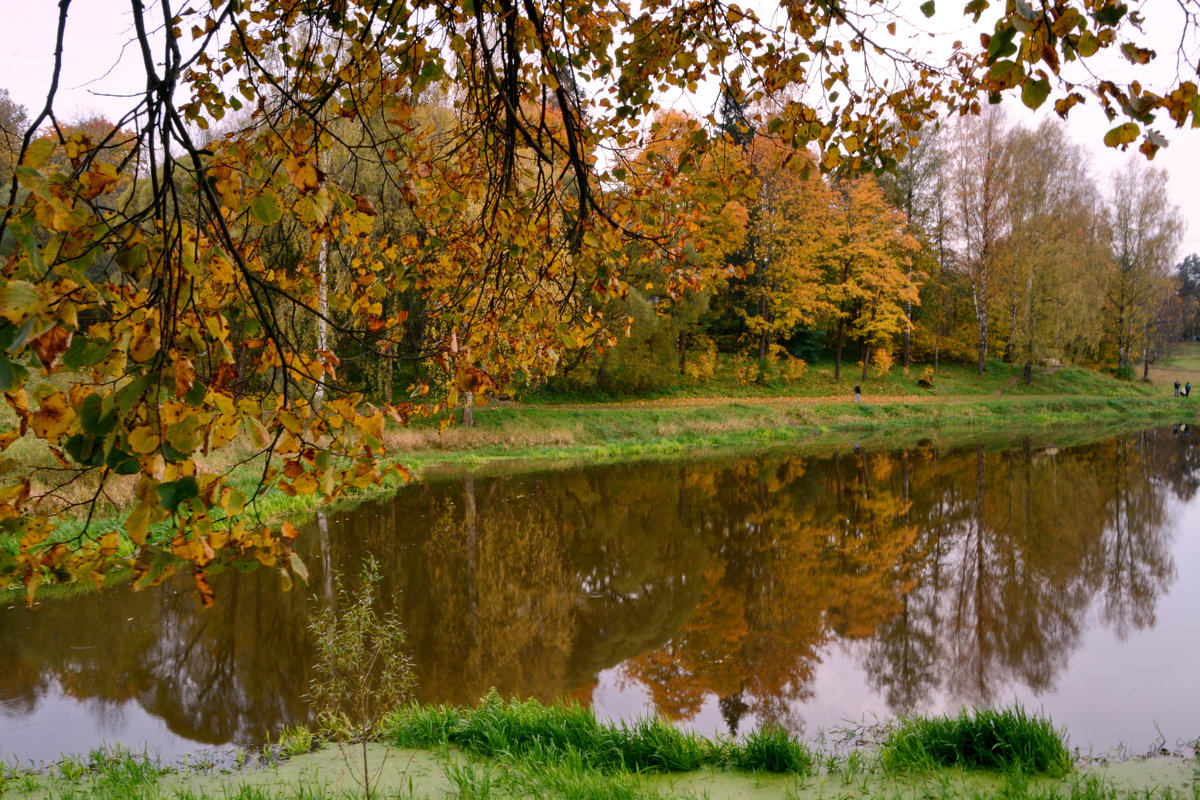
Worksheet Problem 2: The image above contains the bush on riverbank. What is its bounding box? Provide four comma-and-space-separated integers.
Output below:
880, 706, 1073, 777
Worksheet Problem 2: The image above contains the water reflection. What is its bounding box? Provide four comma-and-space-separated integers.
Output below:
1, 428, 1195, 762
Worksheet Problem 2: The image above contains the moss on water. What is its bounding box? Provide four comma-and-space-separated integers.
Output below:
7, 745, 1194, 800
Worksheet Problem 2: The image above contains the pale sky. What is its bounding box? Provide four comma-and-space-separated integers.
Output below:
2, 0, 1198, 258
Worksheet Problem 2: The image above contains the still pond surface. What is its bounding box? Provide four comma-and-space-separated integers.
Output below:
2, 427, 1199, 764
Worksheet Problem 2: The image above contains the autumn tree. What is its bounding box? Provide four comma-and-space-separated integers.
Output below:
548, 111, 752, 393
996, 120, 1106, 381
878, 129, 945, 369
742, 135, 835, 362
819, 176, 921, 381
945, 107, 1011, 378
1175, 254, 1200, 341
1102, 163, 1184, 374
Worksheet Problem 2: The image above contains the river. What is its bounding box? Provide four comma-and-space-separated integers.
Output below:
2, 426, 1198, 764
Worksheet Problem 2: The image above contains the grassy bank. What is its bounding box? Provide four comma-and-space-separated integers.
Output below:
4, 702, 1195, 800
395, 394, 1195, 475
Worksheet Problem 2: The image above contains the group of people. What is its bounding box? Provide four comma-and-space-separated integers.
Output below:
1174, 381, 1192, 397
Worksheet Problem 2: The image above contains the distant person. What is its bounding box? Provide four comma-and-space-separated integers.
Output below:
1187, 382, 1193, 397
854, 384, 862, 403
1174, 380, 1181, 397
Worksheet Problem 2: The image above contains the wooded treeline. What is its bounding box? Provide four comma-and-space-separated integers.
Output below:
556, 105, 1192, 395
5, 86, 1187, 406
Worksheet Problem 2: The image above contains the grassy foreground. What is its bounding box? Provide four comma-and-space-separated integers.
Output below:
3, 702, 1195, 800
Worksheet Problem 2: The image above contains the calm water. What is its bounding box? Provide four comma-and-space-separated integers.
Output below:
2, 428, 1199, 764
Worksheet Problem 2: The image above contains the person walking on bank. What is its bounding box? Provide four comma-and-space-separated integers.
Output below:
1175, 380, 1181, 397
854, 384, 862, 403
1187, 382, 1192, 398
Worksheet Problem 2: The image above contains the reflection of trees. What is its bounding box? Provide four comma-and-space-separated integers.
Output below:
0, 429, 1188, 752
626, 450, 922, 730
0, 569, 313, 747
863, 431, 1180, 712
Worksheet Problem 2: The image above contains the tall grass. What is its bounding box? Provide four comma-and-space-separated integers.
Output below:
880, 706, 1073, 777
384, 693, 813, 776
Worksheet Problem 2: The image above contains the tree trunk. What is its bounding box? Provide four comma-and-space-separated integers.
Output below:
757, 289, 770, 361
461, 392, 474, 427
677, 330, 688, 375
1023, 361, 1033, 384
834, 321, 844, 381
902, 300, 912, 368
860, 341, 870, 381
976, 309, 988, 378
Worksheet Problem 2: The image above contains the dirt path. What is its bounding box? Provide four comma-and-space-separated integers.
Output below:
521, 391, 1093, 412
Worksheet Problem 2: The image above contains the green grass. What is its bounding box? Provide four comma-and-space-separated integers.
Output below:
730, 724, 815, 774
880, 706, 1073, 777
386, 693, 731, 775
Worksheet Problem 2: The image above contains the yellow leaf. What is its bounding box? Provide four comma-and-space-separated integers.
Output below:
129, 425, 160, 454
283, 155, 320, 193
129, 320, 161, 362
246, 416, 272, 448
30, 391, 75, 441
291, 472, 319, 495
0, 281, 42, 324
97, 532, 119, 556
126, 504, 153, 545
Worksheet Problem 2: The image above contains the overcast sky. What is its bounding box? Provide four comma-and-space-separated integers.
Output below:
3, 0, 1198, 257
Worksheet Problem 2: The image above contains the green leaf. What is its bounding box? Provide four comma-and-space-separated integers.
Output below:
1021, 77, 1051, 110
62, 336, 114, 370
249, 192, 283, 225
987, 25, 1018, 62
920, 0, 936, 17
106, 447, 141, 475
80, 394, 116, 436
157, 476, 200, 513
1094, 4, 1127, 26
184, 377, 207, 406
117, 376, 150, 416
964, 0, 989, 20
0, 353, 26, 392
1014, 0, 1038, 20
1103, 122, 1140, 147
